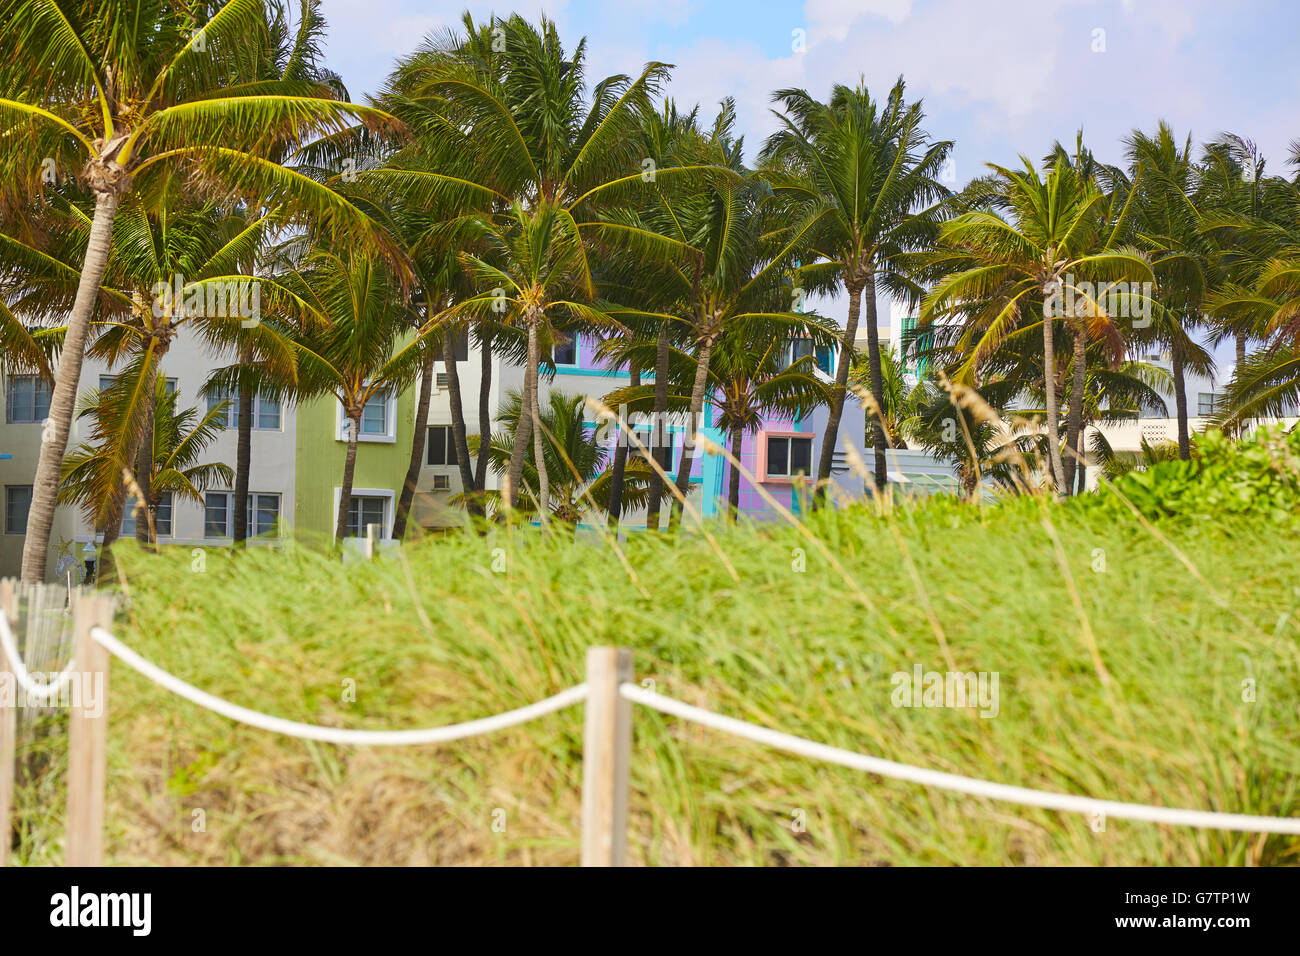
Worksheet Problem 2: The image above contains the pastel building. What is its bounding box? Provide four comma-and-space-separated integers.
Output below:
2, 323, 872, 580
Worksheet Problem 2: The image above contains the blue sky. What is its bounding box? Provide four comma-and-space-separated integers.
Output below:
318, 0, 1298, 366
320, 0, 1299, 178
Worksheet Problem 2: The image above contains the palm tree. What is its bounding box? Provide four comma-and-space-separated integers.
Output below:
707, 321, 835, 515
917, 158, 1154, 492
1124, 124, 1218, 461
374, 14, 715, 515
281, 249, 425, 541
1205, 143, 1300, 426
468, 389, 653, 526
760, 78, 952, 494
59, 375, 233, 543
1, 0, 398, 581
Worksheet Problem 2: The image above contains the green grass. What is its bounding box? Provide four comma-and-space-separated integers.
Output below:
12, 494, 1300, 866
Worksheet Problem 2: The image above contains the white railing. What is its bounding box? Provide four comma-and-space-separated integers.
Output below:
2, 587, 1299, 869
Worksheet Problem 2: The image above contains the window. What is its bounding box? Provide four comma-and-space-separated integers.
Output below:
248, 493, 280, 537
204, 492, 228, 538
764, 435, 813, 479
627, 428, 674, 471
6, 375, 51, 423
432, 474, 451, 490
346, 495, 387, 538
427, 425, 460, 466
204, 492, 281, 538
361, 391, 389, 435
122, 492, 173, 537
1197, 392, 1221, 417
436, 372, 450, 389
788, 340, 833, 376
553, 334, 578, 366
5, 486, 32, 534
207, 390, 282, 430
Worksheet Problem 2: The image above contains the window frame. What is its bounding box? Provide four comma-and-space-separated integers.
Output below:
207, 389, 282, 431
426, 425, 460, 466
5, 374, 52, 424
4, 485, 33, 534
122, 491, 174, 538
337, 388, 397, 444
757, 431, 816, 482
334, 488, 394, 540
204, 491, 282, 540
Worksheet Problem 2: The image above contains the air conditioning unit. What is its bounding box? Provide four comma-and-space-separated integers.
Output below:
432, 474, 451, 490
436, 372, 450, 388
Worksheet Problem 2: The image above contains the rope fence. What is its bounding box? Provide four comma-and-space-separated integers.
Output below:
2, 584, 1299, 868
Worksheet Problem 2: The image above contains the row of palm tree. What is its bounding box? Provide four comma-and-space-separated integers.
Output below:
3, 4, 1297, 578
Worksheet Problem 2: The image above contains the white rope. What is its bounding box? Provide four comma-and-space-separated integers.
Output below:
88, 627, 587, 745
0, 608, 79, 704
619, 683, 1300, 835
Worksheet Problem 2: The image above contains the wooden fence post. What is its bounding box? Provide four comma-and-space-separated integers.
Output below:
580, 646, 632, 866
0, 579, 16, 867
66, 592, 115, 867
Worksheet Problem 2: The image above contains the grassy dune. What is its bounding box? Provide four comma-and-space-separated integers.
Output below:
12, 495, 1300, 866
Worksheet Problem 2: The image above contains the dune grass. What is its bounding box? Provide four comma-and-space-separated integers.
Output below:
11, 493, 1300, 866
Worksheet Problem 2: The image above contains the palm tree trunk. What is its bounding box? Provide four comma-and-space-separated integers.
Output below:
335, 412, 361, 541
443, 327, 478, 513
504, 350, 534, 513
134, 363, 160, 545
528, 321, 549, 526
1062, 326, 1087, 495
606, 361, 639, 529
475, 327, 494, 498
1235, 332, 1246, 371
21, 190, 122, 582
862, 276, 888, 493
1172, 346, 1190, 461
644, 321, 671, 531
816, 279, 862, 494
1041, 303, 1067, 491
1076, 424, 1088, 494
392, 341, 435, 540
727, 426, 744, 518
669, 334, 715, 531
232, 351, 253, 546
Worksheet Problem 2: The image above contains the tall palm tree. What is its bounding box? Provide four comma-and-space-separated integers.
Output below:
375, 14, 715, 514
917, 158, 1154, 491
281, 249, 425, 541
1125, 123, 1218, 461
760, 78, 952, 494
0, 0, 399, 581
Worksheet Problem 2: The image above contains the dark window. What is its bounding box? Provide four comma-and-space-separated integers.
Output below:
5, 486, 32, 534
766, 435, 813, 478
427, 425, 459, 466
553, 334, 578, 366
